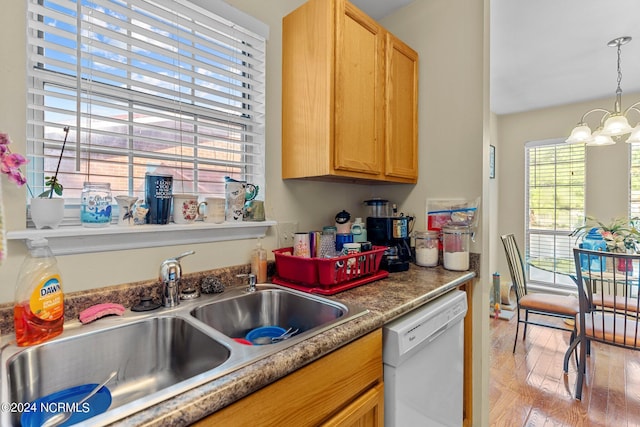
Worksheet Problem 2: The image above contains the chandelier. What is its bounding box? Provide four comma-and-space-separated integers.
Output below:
566, 36, 640, 146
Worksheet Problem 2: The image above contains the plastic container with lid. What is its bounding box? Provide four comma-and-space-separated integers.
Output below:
442, 225, 471, 271
351, 217, 367, 243
14, 238, 64, 346
81, 182, 113, 227
415, 230, 440, 267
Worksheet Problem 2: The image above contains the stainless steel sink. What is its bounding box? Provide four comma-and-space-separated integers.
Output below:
191, 286, 348, 341
2, 317, 232, 426
0, 284, 368, 426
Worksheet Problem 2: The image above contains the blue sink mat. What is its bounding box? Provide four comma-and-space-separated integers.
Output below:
21, 383, 112, 427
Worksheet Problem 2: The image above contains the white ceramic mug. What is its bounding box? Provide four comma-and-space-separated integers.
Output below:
172, 194, 199, 224
199, 197, 226, 223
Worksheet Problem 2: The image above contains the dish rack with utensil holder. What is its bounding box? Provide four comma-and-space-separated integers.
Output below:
271, 246, 389, 295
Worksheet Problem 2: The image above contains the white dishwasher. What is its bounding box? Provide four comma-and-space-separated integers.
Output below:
383, 290, 468, 427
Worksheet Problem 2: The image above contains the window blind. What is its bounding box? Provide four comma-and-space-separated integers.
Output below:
26, 0, 266, 202
525, 139, 585, 288
630, 143, 640, 217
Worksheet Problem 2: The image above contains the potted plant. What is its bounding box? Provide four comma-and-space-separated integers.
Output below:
30, 127, 69, 229
571, 216, 640, 271
571, 216, 640, 252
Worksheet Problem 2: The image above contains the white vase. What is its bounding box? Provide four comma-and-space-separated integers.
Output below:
31, 198, 65, 229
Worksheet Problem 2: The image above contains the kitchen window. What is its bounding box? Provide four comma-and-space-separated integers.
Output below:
525, 139, 586, 292
26, 0, 267, 227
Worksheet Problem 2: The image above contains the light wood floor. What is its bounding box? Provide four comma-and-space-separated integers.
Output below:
489, 314, 640, 426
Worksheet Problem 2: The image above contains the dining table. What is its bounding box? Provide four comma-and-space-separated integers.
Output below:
528, 256, 577, 280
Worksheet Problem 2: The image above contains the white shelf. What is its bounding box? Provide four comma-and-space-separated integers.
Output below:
7, 221, 276, 256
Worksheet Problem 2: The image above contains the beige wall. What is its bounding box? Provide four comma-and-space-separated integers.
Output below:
380, 2, 490, 426
496, 95, 638, 276
1, 1, 490, 425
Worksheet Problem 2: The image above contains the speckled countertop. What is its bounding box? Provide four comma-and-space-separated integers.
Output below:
114, 263, 476, 426
0, 259, 477, 426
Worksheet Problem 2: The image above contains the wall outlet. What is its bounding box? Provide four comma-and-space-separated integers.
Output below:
277, 221, 298, 248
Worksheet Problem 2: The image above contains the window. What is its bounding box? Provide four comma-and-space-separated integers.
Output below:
630, 143, 640, 217
525, 139, 586, 290
26, 0, 266, 221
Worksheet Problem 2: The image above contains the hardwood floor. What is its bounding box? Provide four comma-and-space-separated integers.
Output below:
489, 314, 640, 426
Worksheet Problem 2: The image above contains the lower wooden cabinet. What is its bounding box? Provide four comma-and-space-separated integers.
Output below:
194, 329, 383, 426
320, 382, 384, 427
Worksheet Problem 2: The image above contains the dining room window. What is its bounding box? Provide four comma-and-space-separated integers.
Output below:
525, 138, 586, 291
630, 143, 640, 217
26, 0, 266, 224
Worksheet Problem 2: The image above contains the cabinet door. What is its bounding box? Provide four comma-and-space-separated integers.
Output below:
321, 383, 384, 427
333, 1, 385, 177
385, 33, 418, 182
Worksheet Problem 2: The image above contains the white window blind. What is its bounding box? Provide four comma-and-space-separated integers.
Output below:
525, 139, 585, 289
26, 0, 266, 204
630, 143, 640, 217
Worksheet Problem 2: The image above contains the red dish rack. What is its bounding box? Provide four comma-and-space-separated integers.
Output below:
271, 246, 389, 295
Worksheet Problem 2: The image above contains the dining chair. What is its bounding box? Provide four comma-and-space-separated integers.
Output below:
501, 234, 579, 353
565, 248, 640, 400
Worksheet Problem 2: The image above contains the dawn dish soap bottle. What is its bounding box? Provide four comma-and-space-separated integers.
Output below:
14, 238, 64, 346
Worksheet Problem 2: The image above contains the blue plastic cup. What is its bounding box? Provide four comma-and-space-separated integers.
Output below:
335, 233, 354, 252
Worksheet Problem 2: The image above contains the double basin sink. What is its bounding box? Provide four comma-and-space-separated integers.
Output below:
0, 284, 368, 426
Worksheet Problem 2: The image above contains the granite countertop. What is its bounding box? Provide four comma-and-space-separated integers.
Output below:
112, 264, 476, 426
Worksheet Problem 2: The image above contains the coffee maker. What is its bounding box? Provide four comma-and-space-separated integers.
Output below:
365, 199, 413, 272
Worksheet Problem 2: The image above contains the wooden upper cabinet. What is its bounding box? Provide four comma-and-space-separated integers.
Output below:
282, 0, 418, 183
385, 33, 418, 181
333, 2, 384, 177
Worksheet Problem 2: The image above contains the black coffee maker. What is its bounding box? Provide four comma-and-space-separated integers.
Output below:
365, 199, 413, 272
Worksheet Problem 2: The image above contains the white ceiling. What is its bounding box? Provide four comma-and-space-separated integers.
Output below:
353, 0, 640, 115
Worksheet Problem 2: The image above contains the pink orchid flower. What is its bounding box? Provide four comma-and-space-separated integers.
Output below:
0, 133, 28, 187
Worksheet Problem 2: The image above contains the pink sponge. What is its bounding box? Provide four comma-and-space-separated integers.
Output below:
79, 303, 126, 324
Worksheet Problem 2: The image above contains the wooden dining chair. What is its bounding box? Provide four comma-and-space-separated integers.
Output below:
501, 234, 579, 353
565, 248, 640, 400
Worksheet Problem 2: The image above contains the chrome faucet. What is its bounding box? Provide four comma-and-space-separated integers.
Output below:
160, 251, 195, 307
237, 273, 257, 293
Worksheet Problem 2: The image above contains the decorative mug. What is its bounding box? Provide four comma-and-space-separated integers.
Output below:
342, 242, 361, 269
293, 232, 311, 258
172, 194, 199, 224
115, 195, 138, 226
199, 197, 226, 224
243, 200, 265, 221
224, 177, 258, 222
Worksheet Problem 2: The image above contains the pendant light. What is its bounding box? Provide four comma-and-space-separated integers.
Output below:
566, 36, 640, 145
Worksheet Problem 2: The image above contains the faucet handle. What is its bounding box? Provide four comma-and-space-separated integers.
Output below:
237, 273, 257, 293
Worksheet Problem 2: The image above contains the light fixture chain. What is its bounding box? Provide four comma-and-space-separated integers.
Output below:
617, 40, 623, 95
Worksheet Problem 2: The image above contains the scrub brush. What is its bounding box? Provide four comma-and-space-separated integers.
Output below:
201, 276, 225, 294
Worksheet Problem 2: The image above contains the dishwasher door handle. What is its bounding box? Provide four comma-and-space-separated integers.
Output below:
426, 323, 450, 344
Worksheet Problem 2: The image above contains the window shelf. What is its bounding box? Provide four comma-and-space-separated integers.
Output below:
7, 221, 276, 256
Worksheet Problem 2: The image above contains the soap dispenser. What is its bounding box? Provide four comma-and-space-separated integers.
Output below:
14, 238, 64, 346
251, 238, 267, 283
